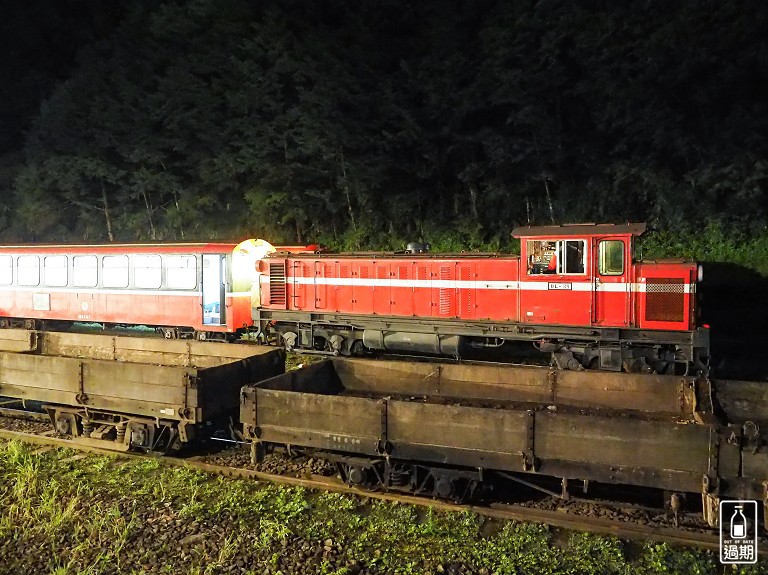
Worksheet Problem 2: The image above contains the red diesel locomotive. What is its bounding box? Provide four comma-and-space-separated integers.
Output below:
254, 223, 710, 373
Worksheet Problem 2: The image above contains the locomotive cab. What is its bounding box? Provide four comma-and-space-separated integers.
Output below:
517, 223, 640, 328
514, 223, 709, 373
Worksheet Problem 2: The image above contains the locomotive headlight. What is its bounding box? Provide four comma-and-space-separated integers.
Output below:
232, 238, 276, 292
697, 265, 704, 282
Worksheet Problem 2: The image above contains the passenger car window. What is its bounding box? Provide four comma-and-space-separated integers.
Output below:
44, 255, 68, 287
132, 255, 162, 289
17, 255, 40, 286
103, 255, 129, 288
0, 255, 12, 285
165, 255, 197, 289
598, 240, 624, 275
73, 255, 98, 287
527, 239, 586, 275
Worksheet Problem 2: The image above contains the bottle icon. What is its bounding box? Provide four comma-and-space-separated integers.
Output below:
731, 505, 748, 539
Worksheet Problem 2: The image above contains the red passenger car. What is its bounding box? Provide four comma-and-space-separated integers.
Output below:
0, 239, 311, 340
254, 224, 709, 372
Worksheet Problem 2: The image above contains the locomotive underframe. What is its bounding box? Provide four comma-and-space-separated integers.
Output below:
254, 309, 710, 373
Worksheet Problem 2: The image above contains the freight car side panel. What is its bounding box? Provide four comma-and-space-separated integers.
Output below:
244, 358, 753, 501
252, 389, 382, 452
0, 353, 196, 419
714, 379, 768, 427
0, 336, 284, 424
244, 381, 740, 494
387, 402, 529, 470
332, 359, 698, 417
38, 331, 271, 368
534, 413, 713, 492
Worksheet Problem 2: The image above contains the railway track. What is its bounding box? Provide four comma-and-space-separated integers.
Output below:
0, 421, 751, 555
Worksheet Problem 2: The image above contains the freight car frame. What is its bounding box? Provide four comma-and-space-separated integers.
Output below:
0, 330, 284, 451
241, 358, 768, 529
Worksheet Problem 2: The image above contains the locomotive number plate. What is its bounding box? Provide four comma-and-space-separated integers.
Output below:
547, 282, 572, 290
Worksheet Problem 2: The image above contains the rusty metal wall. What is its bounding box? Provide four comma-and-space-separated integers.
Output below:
0, 330, 284, 423
243, 357, 763, 500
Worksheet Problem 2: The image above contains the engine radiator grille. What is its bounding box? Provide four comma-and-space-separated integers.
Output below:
645, 278, 685, 323
269, 263, 287, 306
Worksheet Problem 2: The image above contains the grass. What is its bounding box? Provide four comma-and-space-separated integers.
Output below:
0, 439, 765, 574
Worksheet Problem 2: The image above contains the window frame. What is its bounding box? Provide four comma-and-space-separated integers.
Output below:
0, 255, 12, 286
102, 255, 129, 288
73, 255, 98, 288
17, 255, 41, 286
43, 255, 68, 287
164, 254, 198, 290
131, 254, 162, 289
526, 239, 587, 276
598, 239, 625, 276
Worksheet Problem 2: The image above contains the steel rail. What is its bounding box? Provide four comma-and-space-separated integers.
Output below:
0, 427, 750, 555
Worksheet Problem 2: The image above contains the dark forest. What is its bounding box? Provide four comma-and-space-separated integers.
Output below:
1, 0, 766, 262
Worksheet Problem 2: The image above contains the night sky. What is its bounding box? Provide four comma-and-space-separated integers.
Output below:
0, 2, 124, 152
1, 1, 766, 245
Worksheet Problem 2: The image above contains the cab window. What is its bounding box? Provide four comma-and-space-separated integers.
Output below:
527, 239, 586, 275
598, 240, 624, 275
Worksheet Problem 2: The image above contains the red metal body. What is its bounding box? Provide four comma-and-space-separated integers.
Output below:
261, 228, 698, 331
256, 224, 708, 369
261, 255, 522, 321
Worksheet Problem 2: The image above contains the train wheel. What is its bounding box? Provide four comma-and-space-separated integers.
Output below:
282, 332, 298, 351
313, 336, 328, 351
162, 328, 177, 340
53, 411, 77, 437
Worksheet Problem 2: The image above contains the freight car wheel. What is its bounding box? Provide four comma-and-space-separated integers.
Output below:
350, 339, 365, 356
